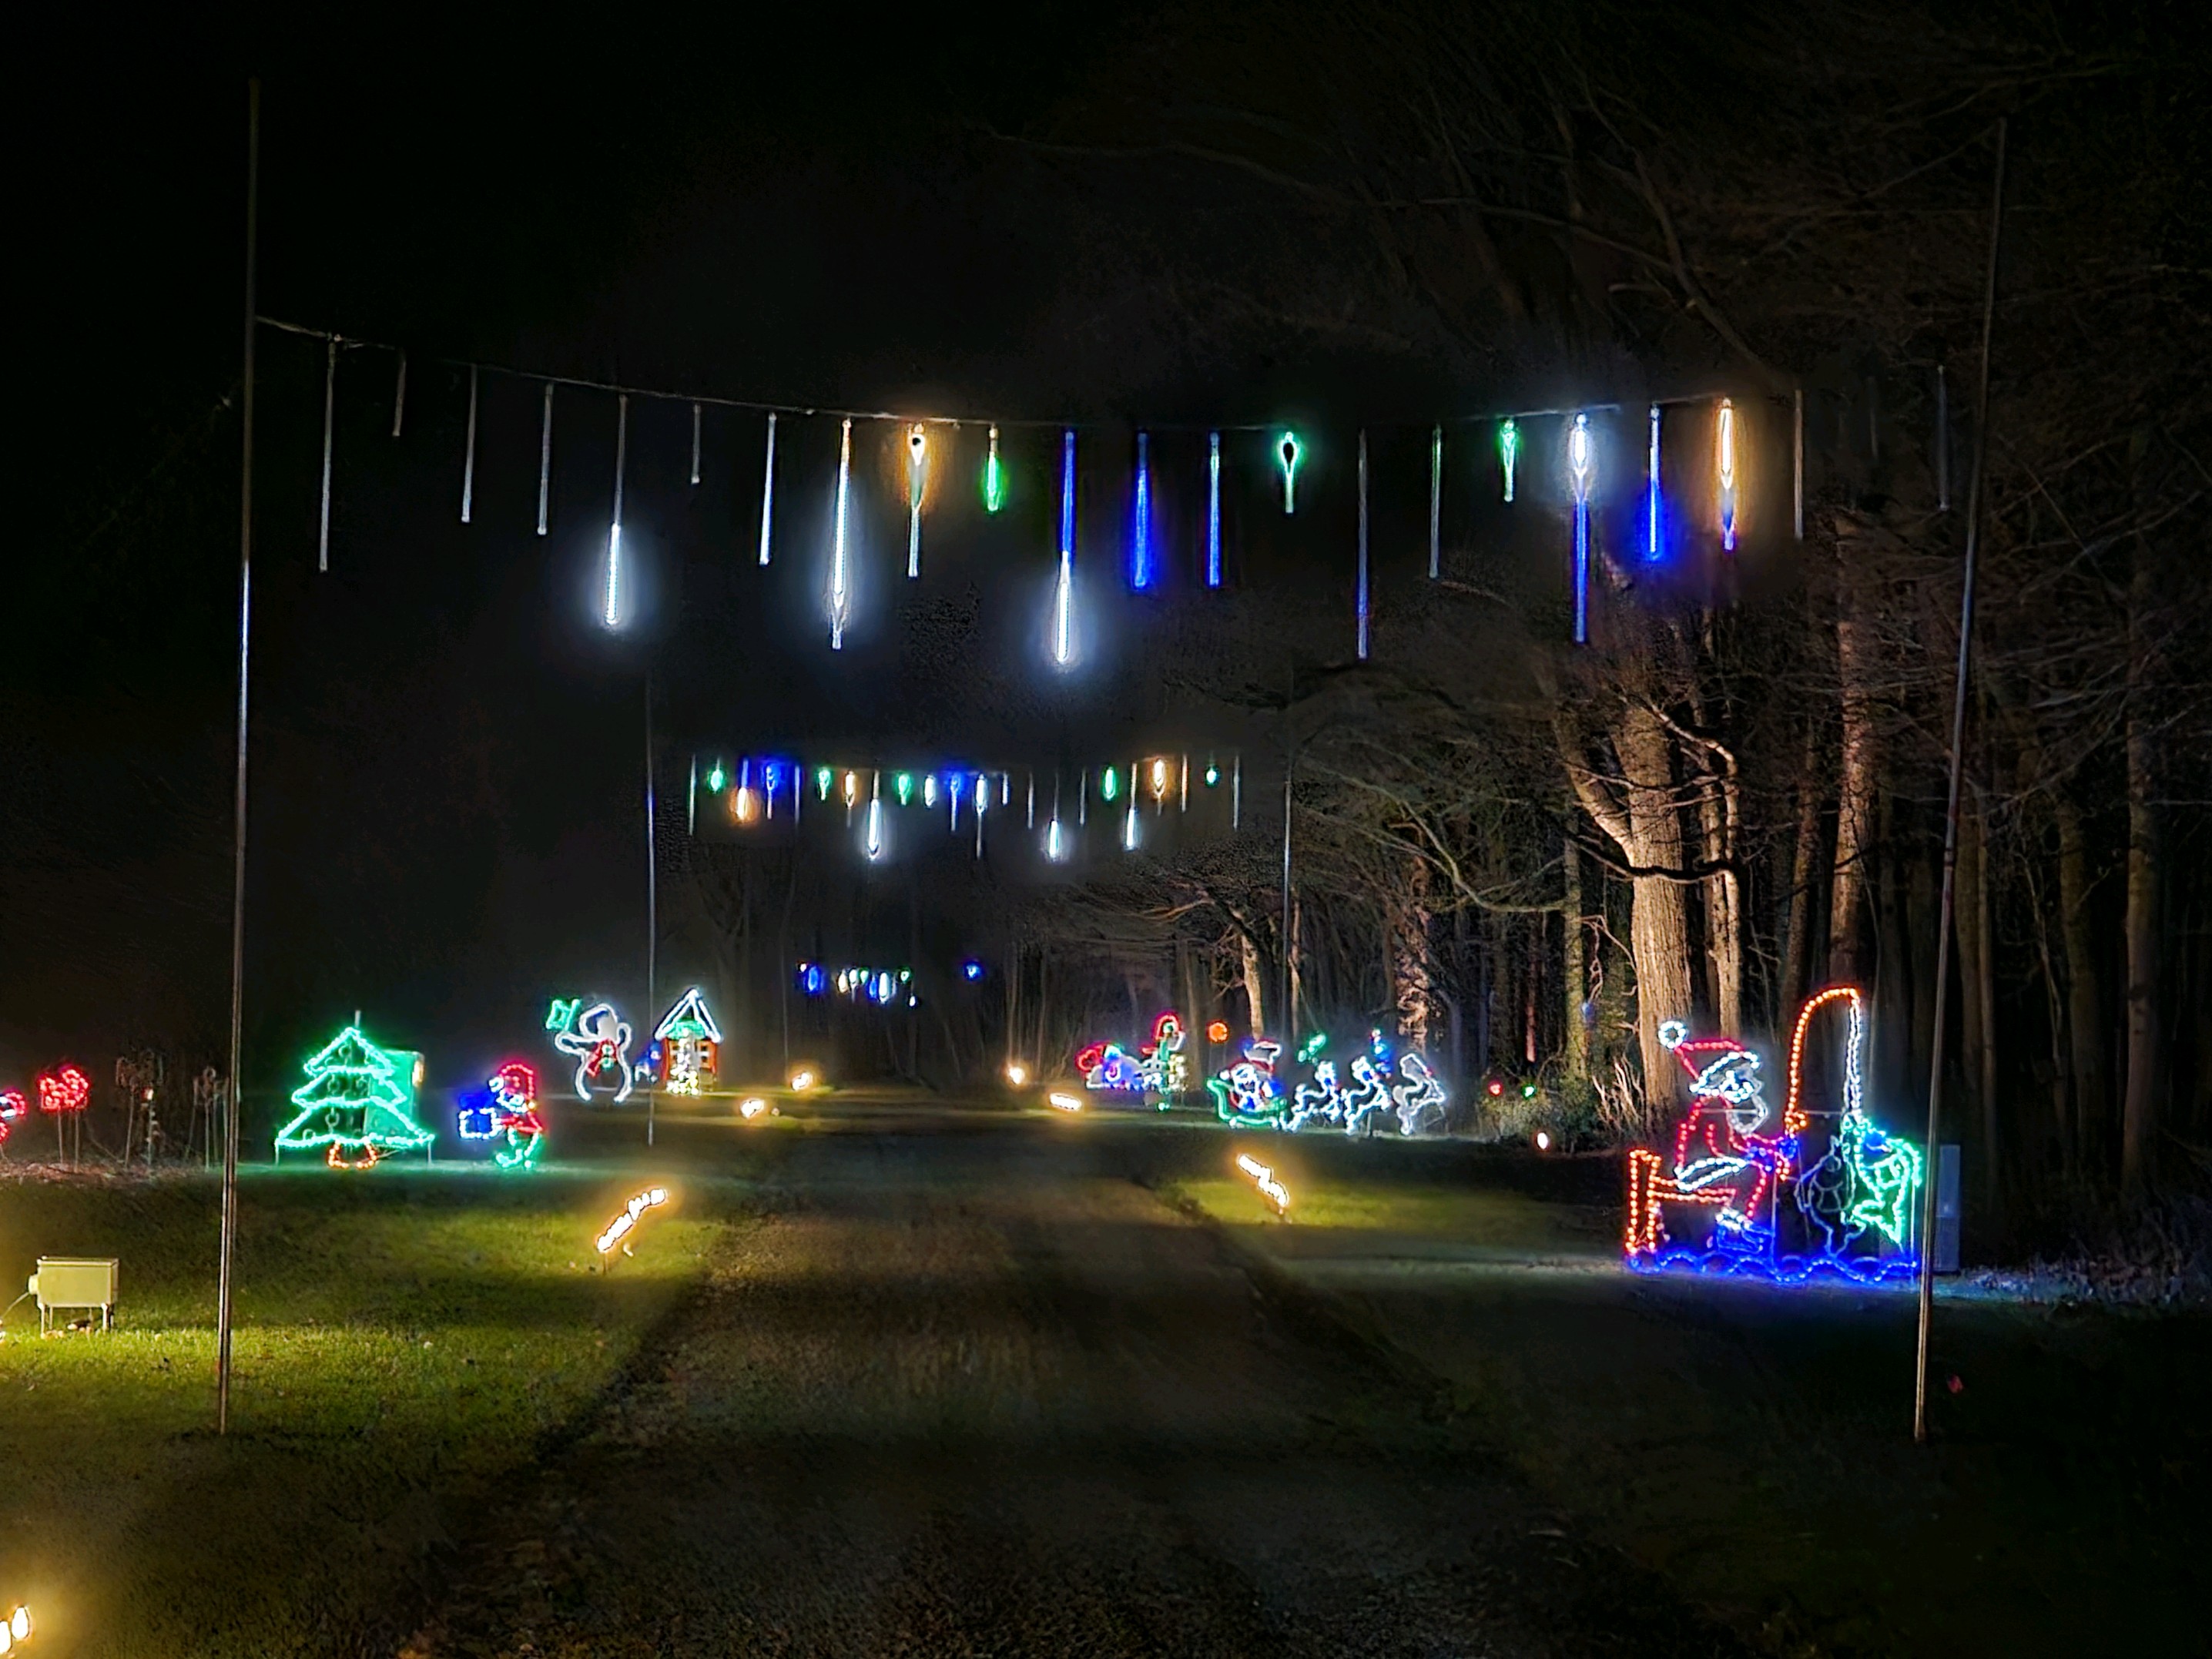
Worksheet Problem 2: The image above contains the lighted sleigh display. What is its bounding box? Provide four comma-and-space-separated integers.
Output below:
1076, 1012, 1188, 1108
1624, 985, 1923, 1284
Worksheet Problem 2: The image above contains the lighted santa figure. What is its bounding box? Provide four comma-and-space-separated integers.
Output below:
1656, 1018, 1800, 1248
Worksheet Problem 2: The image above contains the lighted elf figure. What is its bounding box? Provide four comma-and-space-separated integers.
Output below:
276, 1024, 436, 1169
1136, 1012, 1188, 1099
1657, 1018, 1796, 1248
547, 997, 636, 1103
486, 1061, 546, 1170
652, 987, 722, 1097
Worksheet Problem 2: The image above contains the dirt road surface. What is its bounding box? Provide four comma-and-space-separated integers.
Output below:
408, 1112, 1741, 1657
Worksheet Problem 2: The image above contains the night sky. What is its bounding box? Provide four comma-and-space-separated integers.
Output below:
12, 8, 1518, 1091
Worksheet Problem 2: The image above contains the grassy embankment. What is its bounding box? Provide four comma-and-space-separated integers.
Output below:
1171, 1145, 2209, 1658
0, 1162, 730, 1657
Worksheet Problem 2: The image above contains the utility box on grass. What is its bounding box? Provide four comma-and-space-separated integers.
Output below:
30, 1257, 119, 1333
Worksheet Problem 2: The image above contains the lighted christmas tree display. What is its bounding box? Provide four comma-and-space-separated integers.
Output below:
276, 1024, 436, 1168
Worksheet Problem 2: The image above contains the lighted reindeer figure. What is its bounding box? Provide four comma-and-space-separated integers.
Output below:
1788, 986, 1924, 1260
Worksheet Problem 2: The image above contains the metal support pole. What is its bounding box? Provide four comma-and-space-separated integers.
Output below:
1915, 117, 2006, 1445
1279, 741, 1294, 1041
645, 672, 657, 1148
217, 77, 260, 1438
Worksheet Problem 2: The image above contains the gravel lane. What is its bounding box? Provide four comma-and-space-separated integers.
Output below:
407, 1117, 1741, 1657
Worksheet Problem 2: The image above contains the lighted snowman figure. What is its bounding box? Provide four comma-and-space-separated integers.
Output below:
548, 998, 635, 1104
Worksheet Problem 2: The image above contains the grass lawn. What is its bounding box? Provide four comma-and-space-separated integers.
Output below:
0, 1161, 732, 1657
1169, 1153, 2210, 1657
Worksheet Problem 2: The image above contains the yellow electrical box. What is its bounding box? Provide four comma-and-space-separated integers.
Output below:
30, 1257, 118, 1333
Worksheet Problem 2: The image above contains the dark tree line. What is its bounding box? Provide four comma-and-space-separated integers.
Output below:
997, 1, 2210, 1238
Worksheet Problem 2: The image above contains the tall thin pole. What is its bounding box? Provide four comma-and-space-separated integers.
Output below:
217, 76, 260, 1438
644, 672, 657, 1148
1915, 117, 2007, 1445
1279, 742, 1294, 1038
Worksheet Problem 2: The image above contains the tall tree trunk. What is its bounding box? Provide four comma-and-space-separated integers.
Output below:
2053, 786, 2104, 1175
1830, 520, 1881, 984
1563, 834, 1590, 1084
1782, 719, 1824, 1012
1561, 699, 1693, 1116
1394, 855, 1436, 1051
1239, 928, 1267, 1041
1957, 803, 2001, 1197
1873, 787, 1912, 1105
2122, 558, 2163, 1195
1695, 752, 1744, 1034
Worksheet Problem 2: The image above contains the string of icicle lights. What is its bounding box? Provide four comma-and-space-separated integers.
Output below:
262, 315, 1793, 650
688, 752, 1245, 862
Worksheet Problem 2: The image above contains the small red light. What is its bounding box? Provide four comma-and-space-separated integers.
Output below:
1486, 1078, 1505, 1098
1205, 1020, 1230, 1044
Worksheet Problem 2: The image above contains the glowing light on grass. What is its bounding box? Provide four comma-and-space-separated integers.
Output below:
1131, 430, 1155, 589
1535, 1130, 1552, 1151
1716, 397, 1739, 553
1047, 1090, 1084, 1112
1054, 428, 1077, 667
1207, 430, 1222, 586
1647, 403, 1663, 561
595, 1185, 670, 1255
1277, 431, 1301, 513
907, 423, 927, 578
1570, 412, 1593, 645
1500, 418, 1519, 502
788, 1067, 819, 1091
3, 1604, 33, 1651
830, 417, 853, 649
1005, 1061, 1030, 1087
739, 1095, 768, 1119
1046, 814, 1067, 861
1235, 1152, 1291, 1216
983, 424, 1006, 512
